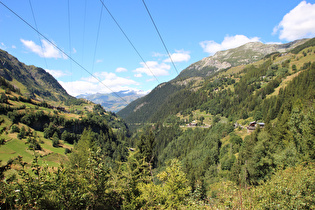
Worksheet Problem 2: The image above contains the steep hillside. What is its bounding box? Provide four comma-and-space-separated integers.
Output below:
177, 39, 307, 78
0, 80, 130, 165
131, 39, 315, 200
118, 38, 309, 125
0, 49, 72, 102
0, 50, 131, 168
117, 82, 184, 124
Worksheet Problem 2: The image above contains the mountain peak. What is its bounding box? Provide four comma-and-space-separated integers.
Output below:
177, 39, 309, 79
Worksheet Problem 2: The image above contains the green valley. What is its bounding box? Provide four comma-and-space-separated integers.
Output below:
1, 38, 315, 209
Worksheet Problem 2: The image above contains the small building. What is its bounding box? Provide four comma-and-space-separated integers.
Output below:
247, 121, 265, 132
188, 122, 197, 127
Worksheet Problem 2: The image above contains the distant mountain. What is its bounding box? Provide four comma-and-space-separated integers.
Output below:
77, 90, 148, 112
0, 49, 73, 102
118, 38, 310, 124
177, 39, 308, 79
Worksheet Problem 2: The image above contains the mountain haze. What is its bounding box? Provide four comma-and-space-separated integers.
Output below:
77, 90, 147, 112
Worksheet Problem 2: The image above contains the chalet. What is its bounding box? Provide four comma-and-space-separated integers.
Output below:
188, 122, 197, 127
247, 121, 265, 132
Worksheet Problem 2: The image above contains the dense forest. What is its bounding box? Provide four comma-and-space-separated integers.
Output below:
0, 39, 315, 209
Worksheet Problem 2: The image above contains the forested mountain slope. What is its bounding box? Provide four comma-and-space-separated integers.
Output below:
0, 49, 72, 102
118, 38, 308, 125
0, 50, 131, 171
125, 37, 315, 207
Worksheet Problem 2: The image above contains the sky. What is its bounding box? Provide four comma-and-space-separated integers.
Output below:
1, 0, 315, 97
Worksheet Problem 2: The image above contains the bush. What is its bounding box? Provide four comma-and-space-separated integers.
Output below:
0, 138, 5, 145
10, 124, 20, 133
252, 162, 315, 209
64, 148, 72, 154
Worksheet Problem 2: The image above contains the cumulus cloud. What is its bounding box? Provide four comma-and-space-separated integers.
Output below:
273, 1, 315, 41
134, 73, 143, 78
45, 69, 69, 78
133, 61, 171, 77
59, 72, 139, 96
200, 35, 261, 55
0, 42, 6, 50
163, 50, 191, 63
20, 39, 67, 59
152, 52, 165, 57
116, 67, 128, 72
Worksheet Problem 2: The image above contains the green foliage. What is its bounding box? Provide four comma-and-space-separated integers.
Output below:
252, 162, 315, 209
26, 134, 41, 151
138, 159, 191, 209
93, 104, 106, 114
52, 132, 59, 147
136, 130, 155, 163
10, 124, 20, 133
69, 128, 95, 168
291, 37, 315, 54
17, 126, 26, 139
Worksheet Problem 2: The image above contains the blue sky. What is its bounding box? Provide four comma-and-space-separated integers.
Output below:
1, 0, 315, 96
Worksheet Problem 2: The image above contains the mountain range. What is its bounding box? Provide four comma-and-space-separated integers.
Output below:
77, 90, 148, 112
117, 39, 310, 124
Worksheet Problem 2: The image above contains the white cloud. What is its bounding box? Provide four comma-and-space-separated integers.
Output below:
60, 72, 139, 96
273, 1, 315, 41
266, 42, 283, 45
20, 39, 67, 59
45, 69, 69, 78
163, 50, 191, 63
72, 48, 77, 54
116, 67, 127, 72
152, 52, 165, 57
134, 73, 143, 78
96, 59, 103, 63
0, 42, 6, 50
200, 35, 261, 55
12, 45, 16, 49
133, 61, 171, 77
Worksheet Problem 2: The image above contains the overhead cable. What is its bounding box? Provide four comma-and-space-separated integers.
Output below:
99, 0, 160, 83
28, 0, 48, 69
0, 1, 129, 104
91, 4, 103, 73
141, 0, 180, 75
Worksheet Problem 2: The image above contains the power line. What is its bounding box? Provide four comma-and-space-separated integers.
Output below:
141, 0, 180, 75
91, 4, 103, 73
99, 0, 160, 83
67, 0, 73, 93
0, 1, 129, 104
81, 0, 87, 65
28, 0, 48, 69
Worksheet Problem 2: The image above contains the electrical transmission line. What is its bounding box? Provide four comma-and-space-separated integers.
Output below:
99, 0, 160, 83
141, 0, 180, 76
0, 1, 129, 104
